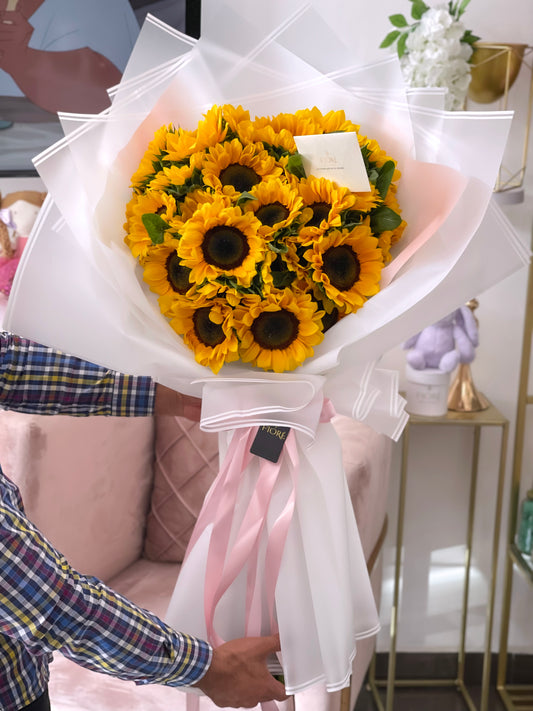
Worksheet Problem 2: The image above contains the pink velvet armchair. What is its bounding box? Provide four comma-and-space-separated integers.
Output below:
0, 408, 391, 710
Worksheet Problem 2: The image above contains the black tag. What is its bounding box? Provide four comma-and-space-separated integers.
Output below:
250, 425, 291, 463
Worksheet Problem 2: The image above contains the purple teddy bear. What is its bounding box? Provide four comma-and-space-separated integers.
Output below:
404, 305, 479, 373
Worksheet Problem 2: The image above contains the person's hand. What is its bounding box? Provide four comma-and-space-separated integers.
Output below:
193, 634, 288, 708
0, 7, 33, 74
154, 384, 202, 421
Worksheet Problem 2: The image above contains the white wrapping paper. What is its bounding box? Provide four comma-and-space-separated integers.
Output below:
4, 0, 529, 699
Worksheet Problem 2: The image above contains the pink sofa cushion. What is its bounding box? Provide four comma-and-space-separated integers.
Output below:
0, 411, 155, 580
143, 416, 219, 562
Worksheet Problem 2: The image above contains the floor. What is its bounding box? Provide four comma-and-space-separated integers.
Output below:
351, 653, 533, 711
354, 683, 507, 711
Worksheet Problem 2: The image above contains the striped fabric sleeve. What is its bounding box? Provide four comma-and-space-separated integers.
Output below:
0, 333, 155, 417
0, 485, 212, 687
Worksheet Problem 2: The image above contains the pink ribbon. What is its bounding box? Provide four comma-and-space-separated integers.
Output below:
183, 399, 335, 711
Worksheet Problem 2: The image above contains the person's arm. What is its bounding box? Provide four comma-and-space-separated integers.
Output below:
0, 475, 287, 706
0, 332, 201, 419
0, 8, 121, 113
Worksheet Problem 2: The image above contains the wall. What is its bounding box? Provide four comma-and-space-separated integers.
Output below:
371, 0, 533, 654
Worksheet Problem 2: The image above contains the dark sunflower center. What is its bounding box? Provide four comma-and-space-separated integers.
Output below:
322, 245, 360, 291
202, 225, 250, 269
219, 163, 261, 192
166, 253, 191, 294
308, 201, 331, 228
251, 309, 299, 350
193, 307, 225, 348
255, 202, 290, 227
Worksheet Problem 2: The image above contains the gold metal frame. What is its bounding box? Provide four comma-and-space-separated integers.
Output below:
467, 43, 533, 194
368, 402, 509, 711
497, 233, 533, 711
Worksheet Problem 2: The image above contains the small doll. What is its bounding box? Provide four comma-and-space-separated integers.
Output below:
403, 305, 479, 373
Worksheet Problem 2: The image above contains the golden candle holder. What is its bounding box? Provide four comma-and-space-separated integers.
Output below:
448, 299, 489, 412
447, 363, 490, 412
467, 42, 533, 195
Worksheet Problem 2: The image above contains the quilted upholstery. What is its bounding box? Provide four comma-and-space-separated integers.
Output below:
143, 416, 219, 562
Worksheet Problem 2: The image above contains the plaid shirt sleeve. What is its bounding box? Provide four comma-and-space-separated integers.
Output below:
0, 332, 155, 417
0, 473, 212, 687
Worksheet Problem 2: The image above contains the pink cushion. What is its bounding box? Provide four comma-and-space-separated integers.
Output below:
0, 411, 155, 580
143, 416, 219, 562
332, 415, 392, 562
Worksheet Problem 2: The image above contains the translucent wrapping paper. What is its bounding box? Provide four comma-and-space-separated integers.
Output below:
5, 0, 529, 701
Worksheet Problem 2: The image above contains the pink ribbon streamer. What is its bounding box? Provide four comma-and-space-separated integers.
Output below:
183, 400, 335, 711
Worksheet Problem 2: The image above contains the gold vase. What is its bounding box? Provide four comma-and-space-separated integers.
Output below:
468, 42, 527, 104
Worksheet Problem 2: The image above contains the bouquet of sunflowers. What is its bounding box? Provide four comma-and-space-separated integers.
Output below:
125, 105, 405, 374
5, 1, 526, 700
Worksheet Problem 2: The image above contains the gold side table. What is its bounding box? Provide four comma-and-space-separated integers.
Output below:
368, 399, 509, 711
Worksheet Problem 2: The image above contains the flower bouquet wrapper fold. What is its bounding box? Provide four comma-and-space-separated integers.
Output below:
4, 1, 530, 697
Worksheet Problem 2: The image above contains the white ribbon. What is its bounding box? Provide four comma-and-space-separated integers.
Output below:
196, 373, 327, 440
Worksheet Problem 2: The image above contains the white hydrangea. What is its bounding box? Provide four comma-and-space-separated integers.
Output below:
400, 5, 473, 110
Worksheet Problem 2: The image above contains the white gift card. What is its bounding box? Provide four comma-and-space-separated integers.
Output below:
294, 132, 371, 192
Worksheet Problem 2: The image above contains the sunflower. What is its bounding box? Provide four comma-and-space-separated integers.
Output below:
303, 226, 383, 313
296, 176, 357, 244
178, 198, 266, 288
142, 240, 193, 297
244, 179, 305, 237
165, 128, 200, 164
350, 185, 382, 215
124, 190, 179, 261
221, 104, 253, 139
202, 138, 283, 194
130, 124, 172, 190
240, 121, 297, 155
180, 188, 233, 222
234, 289, 324, 373
167, 296, 240, 374
147, 153, 204, 192
254, 107, 358, 139
360, 135, 402, 176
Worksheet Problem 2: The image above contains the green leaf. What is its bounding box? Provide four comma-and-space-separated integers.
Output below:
456, 0, 471, 17
411, 0, 429, 20
375, 160, 396, 200
389, 13, 408, 27
272, 270, 296, 289
215, 275, 249, 295
370, 206, 402, 234
380, 29, 401, 49
462, 29, 481, 46
343, 209, 363, 226
262, 142, 289, 161
235, 191, 258, 207
286, 153, 307, 179
397, 31, 409, 58
141, 213, 169, 245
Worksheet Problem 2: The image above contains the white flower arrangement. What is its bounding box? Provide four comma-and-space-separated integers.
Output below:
381, 0, 480, 110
